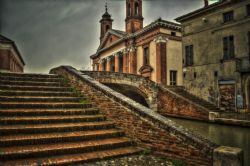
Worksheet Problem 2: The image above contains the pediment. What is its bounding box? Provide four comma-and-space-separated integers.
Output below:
98, 30, 125, 51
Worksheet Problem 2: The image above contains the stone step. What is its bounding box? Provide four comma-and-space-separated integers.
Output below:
0, 96, 86, 103
0, 115, 106, 125
0, 76, 63, 83
0, 147, 142, 166
0, 129, 125, 147
0, 85, 71, 92
0, 108, 99, 116
0, 121, 115, 135
0, 102, 92, 109
0, 91, 76, 97
0, 72, 60, 79
0, 137, 133, 161
0, 80, 67, 87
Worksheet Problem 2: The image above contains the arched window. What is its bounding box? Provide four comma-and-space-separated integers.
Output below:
135, 2, 139, 15
106, 25, 110, 31
128, 3, 131, 16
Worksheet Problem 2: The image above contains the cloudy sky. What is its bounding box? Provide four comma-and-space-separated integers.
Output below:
0, 0, 204, 73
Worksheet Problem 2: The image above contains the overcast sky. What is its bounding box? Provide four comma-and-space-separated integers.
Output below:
0, 0, 204, 73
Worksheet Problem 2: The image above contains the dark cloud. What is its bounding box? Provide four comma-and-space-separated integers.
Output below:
0, 0, 203, 73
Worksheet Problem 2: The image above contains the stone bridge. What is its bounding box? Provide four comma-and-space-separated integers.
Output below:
81, 71, 159, 111
81, 71, 219, 121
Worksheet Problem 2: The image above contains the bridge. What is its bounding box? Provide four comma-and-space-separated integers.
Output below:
81, 71, 220, 121
49, 66, 244, 166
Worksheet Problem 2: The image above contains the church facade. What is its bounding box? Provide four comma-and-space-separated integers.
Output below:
91, 0, 183, 86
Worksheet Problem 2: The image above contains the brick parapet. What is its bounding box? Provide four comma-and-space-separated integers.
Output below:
50, 66, 218, 166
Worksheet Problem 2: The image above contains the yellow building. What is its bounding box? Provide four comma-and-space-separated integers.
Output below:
176, 0, 250, 111
91, 0, 183, 86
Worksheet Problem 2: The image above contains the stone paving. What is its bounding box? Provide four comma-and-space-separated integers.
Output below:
83, 155, 174, 166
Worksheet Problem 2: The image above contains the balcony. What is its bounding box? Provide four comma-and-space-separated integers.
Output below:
236, 57, 250, 73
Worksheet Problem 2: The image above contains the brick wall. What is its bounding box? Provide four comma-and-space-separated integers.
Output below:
82, 71, 211, 121
157, 87, 210, 121
50, 66, 218, 166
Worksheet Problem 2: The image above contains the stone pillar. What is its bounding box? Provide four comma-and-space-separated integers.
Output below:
115, 53, 119, 72
154, 36, 167, 85
123, 49, 128, 73
99, 61, 103, 71
129, 47, 137, 74
213, 146, 243, 166
106, 57, 111, 72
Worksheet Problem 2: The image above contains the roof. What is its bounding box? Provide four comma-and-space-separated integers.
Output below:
0, 34, 25, 65
91, 18, 181, 59
175, 0, 239, 22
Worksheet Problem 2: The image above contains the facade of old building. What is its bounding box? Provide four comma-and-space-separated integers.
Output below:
176, 0, 250, 111
0, 35, 25, 72
91, 0, 183, 86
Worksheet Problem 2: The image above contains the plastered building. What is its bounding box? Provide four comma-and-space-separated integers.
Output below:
176, 0, 250, 111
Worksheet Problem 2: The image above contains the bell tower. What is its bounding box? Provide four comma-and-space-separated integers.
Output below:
100, 2, 113, 43
125, 0, 143, 34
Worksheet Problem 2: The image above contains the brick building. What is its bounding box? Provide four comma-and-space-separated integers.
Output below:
176, 0, 250, 111
91, 0, 183, 86
0, 35, 25, 72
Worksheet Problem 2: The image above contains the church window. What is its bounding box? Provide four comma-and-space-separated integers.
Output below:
170, 70, 177, 86
171, 32, 176, 36
135, 2, 139, 15
106, 25, 110, 32
128, 3, 131, 16
143, 46, 149, 65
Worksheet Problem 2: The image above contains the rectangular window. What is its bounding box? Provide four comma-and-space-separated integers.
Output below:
143, 47, 149, 65
170, 70, 177, 86
185, 45, 194, 66
223, 11, 234, 23
223, 36, 234, 60
171, 32, 176, 36
247, 4, 250, 16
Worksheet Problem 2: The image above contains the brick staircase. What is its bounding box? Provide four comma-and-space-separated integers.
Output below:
167, 86, 220, 112
0, 72, 142, 166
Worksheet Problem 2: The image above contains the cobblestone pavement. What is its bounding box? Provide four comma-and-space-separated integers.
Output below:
80, 155, 174, 166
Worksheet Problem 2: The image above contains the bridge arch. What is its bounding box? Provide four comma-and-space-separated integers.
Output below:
81, 71, 158, 111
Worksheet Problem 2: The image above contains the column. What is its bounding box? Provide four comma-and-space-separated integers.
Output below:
123, 49, 128, 73
115, 53, 119, 72
154, 36, 167, 85
106, 57, 111, 72
99, 61, 103, 71
129, 47, 137, 74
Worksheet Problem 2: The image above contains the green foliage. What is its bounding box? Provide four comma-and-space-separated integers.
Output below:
140, 149, 152, 156
79, 99, 89, 104
172, 159, 190, 166
70, 87, 83, 97
62, 78, 70, 85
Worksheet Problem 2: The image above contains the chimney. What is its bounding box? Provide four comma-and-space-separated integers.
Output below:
204, 0, 209, 7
